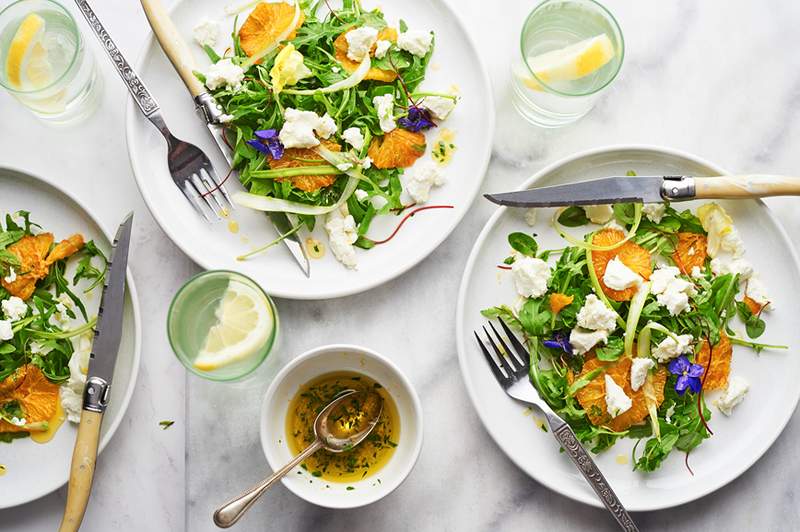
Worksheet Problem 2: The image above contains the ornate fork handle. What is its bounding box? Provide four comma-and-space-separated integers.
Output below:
547, 414, 639, 532
73, 0, 160, 118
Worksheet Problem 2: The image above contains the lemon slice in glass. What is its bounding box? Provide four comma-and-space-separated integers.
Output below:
5, 13, 53, 90
516, 33, 614, 91
193, 283, 273, 371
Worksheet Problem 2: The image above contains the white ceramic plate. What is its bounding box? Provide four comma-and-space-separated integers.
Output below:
260, 344, 423, 508
455, 146, 800, 511
125, 0, 493, 300
0, 167, 141, 509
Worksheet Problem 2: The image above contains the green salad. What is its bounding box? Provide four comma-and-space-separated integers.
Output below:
483, 195, 784, 472
197, 0, 458, 268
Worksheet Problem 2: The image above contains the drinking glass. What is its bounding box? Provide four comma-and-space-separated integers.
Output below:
0, 0, 101, 124
511, 0, 624, 127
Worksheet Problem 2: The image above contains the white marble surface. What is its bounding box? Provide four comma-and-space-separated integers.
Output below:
3, 0, 800, 530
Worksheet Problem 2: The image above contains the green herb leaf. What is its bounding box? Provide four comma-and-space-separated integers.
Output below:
557, 206, 589, 227
507, 232, 538, 257
595, 337, 624, 361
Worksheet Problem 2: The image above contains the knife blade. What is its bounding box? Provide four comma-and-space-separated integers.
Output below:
485, 174, 800, 208
60, 213, 133, 532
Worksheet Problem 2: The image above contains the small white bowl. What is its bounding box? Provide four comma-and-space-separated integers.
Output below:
260, 344, 423, 508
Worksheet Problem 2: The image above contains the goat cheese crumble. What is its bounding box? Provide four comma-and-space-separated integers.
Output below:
524, 209, 537, 227
630, 358, 655, 392
511, 256, 551, 299
0, 319, 12, 341
576, 294, 617, 331
345, 26, 378, 62
715, 376, 749, 416
652, 333, 694, 363
397, 30, 433, 57
278, 108, 336, 149
2, 296, 27, 321
604, 375, 632, 418
324, 204, 358, 269
373, 94, 396, 133
649, 266, 696, 316
374, 39, 392, 59
583, 204, 613, 224
569, 327, 608, 355
3, 267, 16, 283
192, 18, 220, 48
642, 203, 666, 224
421, 96, 456, 120
405, 161, 445, 204
61, 332, 92, 423
342, 127, 365, 151
603, 257, 642, 291
204, 58, 245, 91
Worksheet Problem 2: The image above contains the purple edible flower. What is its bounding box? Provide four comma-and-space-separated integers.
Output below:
543, 331, 573, 355
398, 105, 436, 132
667, 355, 704, 395
248, 129, 284, 159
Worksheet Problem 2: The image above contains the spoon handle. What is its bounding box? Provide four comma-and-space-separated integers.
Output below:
213, 440, 324, 528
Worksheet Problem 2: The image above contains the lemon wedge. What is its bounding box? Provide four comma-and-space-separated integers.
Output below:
193, 283, 273, 371
5, 13, 53, 90
516, 33, 614, 91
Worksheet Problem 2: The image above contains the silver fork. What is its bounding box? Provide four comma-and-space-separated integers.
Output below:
475, 319, 639, 532
74, 0, 232, 222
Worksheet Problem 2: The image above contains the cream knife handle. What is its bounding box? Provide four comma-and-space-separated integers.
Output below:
140, 0, 206, 97
694, 175, 800, 199
59, 410, 103, 532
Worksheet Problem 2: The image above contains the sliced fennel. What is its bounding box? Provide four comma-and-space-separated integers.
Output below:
624, 281, 651, 358
282, 57, 371, 95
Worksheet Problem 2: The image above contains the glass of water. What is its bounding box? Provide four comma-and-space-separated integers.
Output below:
511, 0, 624, 128
0, 0, 101, 124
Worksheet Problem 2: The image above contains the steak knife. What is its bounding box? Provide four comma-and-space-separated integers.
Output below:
139, 0, 311, 277
485, 174, 800, 208
59, 213, 133, 532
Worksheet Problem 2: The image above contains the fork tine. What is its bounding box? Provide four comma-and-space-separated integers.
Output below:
489, 321, 527, 374
203, 161, 233, 209
200, 166, 232, 212
191, 174, 222, 220
498, 318, 530, 371
474, 331, 509, 384
482, 325, 517, 376
181, 180, 214, 222
198, 168, 226, 214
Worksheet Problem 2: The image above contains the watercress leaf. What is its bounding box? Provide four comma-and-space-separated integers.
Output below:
557, 206, 589, 227
595, 336, 624, 361
507, 232, 538, 257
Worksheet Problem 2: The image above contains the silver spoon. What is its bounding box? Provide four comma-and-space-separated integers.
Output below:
213, 389, 384, 528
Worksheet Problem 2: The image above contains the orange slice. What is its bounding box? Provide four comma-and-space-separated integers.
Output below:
743, 295, 762, 315
1, 232, 85, 300
0, 365, 59, 433
269, 140, 341, 192
367, 128, 426, 169
238, 2, 305, 58
333, 27, 398, 82
568, 354, 666, 433
590, 229, 652, 302
695, 332, 732, 391
549, 293, 574, 315
672, 232, 707, 275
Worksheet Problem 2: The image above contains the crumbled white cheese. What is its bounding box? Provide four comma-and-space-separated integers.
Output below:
342, 127, 365, 151
604, 220, 626, 232
0, 319, 12, 341
604, 375, 632, 418
345, 26, 378, 62
511, 256, 551, 299
576, 294, 617, 331
524, 209, 537, 227
583, 204, 613, 224
374, 39, 392, 59
630, 358, 655, 392
60, 334, 92, 423
603, 257, 642, 291
354, 189, 369, 201
324, 204, 358, 269
362, 156, 373, 170
652, 333, 694, 363
690, 265, 704, 279
649, 266, 696, 316
331, 66, 341, 73
204, 58, 245, 91
2, 296, 27, 321
406, 161, 445, 204
569, 327, 608, 355
30, 340, 52, 356
746, 276, 772, 310
278, 108, 336, 149
642, 203, 666, 224
192, 17, 220, 48
397, 30, 433, 57
715, 376, 749, 416
3, 267, 16, 284
336, 162, 353, 172
373, 94, 396, 133
421, 96, 456, 120
710, 255, 753, 280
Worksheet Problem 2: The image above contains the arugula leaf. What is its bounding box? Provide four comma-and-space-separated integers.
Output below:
595, 337, 624, 361
519, 298, 551, 337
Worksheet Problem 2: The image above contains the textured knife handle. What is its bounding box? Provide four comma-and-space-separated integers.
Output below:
694, 175, 800, 199
59, 409, 103, 532
140, 0, 206, 97
549, 419, 639, 532
73, 0, 159, 118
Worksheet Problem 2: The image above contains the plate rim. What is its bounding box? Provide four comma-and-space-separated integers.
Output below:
0, 165, 143, 509
454, 143, 800, 511
123, 0, 496, 300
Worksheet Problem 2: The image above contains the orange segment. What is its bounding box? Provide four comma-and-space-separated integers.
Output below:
695, 332, 732, 391
672, 232, 707, 275
568, 354, 666, 432
1, 233, 54, 300
590, 229, 652, 302
46, 234, 84, 265
238, 2, 305, 58
269, 140, 341, 192
333, 27, 398, 82
0, 365, 59, 433
743, 295, 762, 315
367, 128, 426, 169
549, 293, 574, 315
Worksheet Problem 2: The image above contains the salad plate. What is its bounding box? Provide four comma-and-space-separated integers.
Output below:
455, 145, 800, 511
0, 167, 141, 509
125, 0, 493, 299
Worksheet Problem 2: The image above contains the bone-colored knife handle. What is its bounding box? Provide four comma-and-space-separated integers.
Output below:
59, 409, 103, 532
140, 0, 206, 97
695, 175, 800, 199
